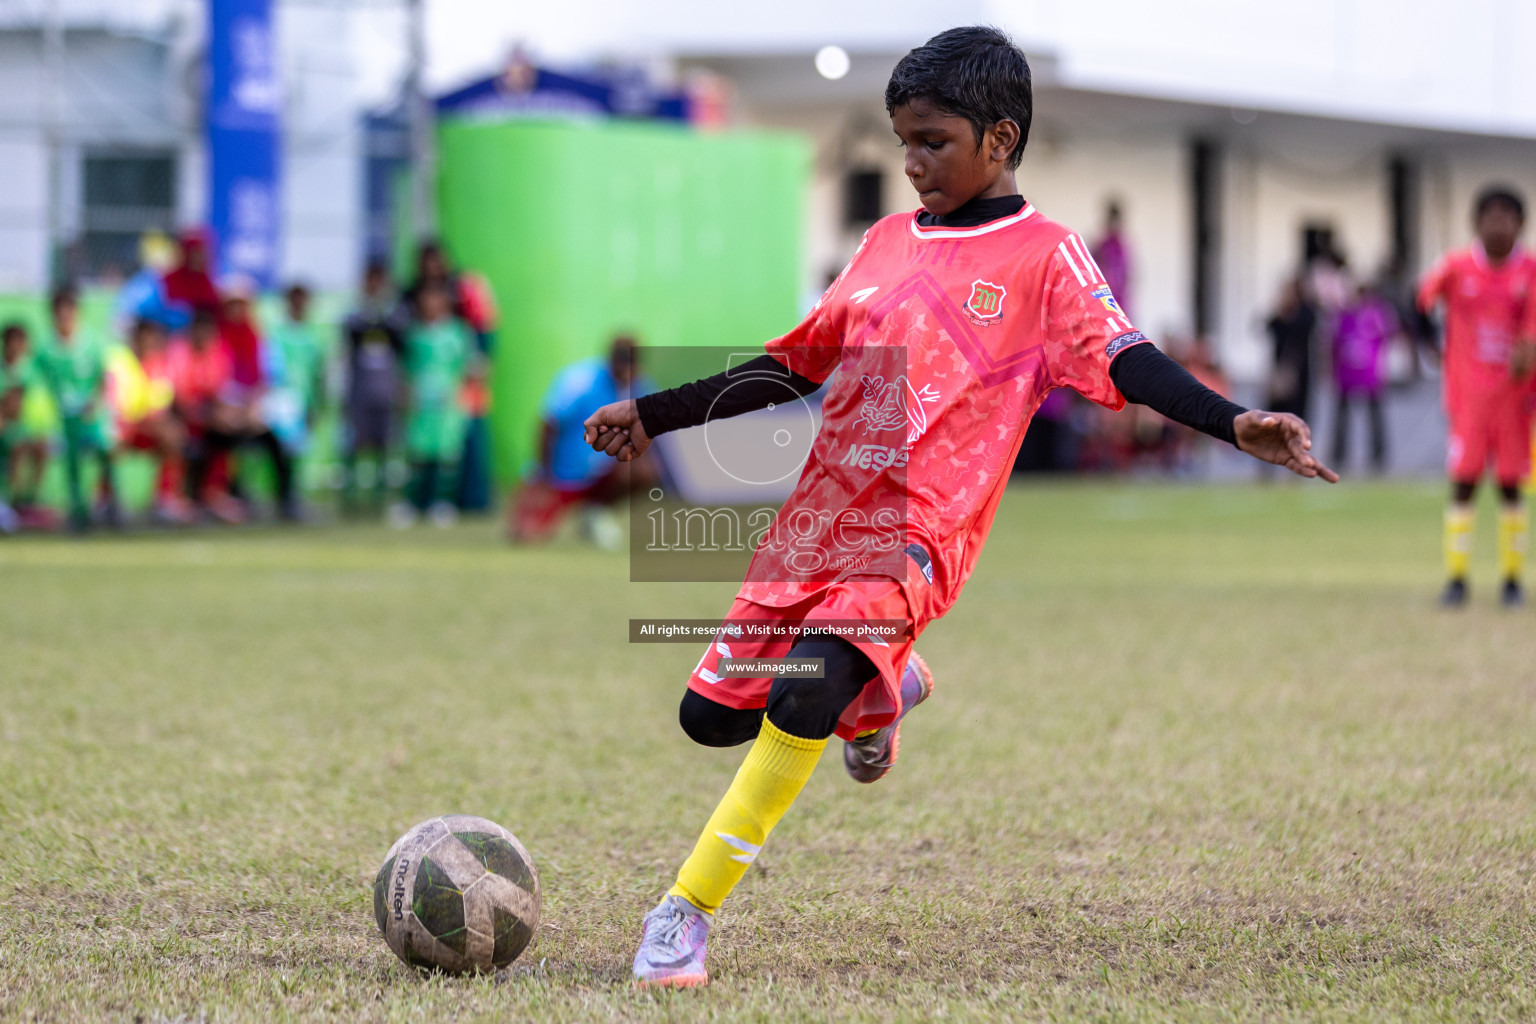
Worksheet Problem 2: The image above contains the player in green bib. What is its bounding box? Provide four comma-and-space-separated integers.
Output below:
264, 283, 326, 458
396, 281, 476, 526
0, 322, 52, 530
34, 288, 118, 531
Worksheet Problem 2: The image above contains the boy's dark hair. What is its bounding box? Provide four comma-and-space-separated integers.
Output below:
364, 257, 390, 279
285, 282, 310, 302
1475, 186, 1525, 222
50, 285, 78, 312
1, 321, 26, 343
884, 26, 1033, 170
191, 308, 218, 331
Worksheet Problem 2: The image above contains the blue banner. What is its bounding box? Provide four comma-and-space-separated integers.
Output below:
207, 0, 281, 289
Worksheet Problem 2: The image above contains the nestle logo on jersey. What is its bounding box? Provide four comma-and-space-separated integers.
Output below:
965, 279, 1007, 325
840, 443, 909, 470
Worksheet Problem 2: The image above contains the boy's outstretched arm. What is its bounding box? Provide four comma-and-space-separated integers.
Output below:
1110, 343, 1338, 482
584, 354, 820, 463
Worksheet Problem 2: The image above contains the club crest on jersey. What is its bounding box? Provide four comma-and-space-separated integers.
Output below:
1092, 284, 1125, 317
965, 279, 1007, 326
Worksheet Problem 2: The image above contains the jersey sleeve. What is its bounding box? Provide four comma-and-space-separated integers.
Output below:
1040, 239, 1150, 410
764, 228, 877, 383
1521, 278, 1536, 343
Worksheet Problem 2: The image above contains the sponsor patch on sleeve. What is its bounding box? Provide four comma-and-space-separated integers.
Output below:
1105, 331, 1148, 359
1091, 284, 1126, 317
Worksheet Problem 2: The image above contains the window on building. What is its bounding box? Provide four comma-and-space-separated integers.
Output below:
842, 169, 884, 228
77, 152, 177, 281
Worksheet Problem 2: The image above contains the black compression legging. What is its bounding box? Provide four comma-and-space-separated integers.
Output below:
678, 634, 879, 744
1453, 480, 1522, 505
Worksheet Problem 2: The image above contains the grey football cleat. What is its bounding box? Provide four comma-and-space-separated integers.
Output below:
844, 651, 934, 784
633, 894, 711, 988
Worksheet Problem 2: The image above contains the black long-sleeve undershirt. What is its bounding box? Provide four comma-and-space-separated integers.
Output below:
1108, 343, 1246, 445
636, 355, 821, 437
636, 344, 1247, 445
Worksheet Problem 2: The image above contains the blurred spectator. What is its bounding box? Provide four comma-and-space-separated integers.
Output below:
341, 259, 406, 515
162, 230, 221, 318
1091, 200, 1133, 315
509, 336, 656, 545
1012, 389, 1078, 473
263, 283, 325, 459
404, 239, 498, 512
1377, 256, 1436, 380
1163, 335, 1231, 471
169, 310, 244, 523
171, 310, 296, 523
454, 270, 498, 513
1264, 276, 1317, 421
402, 239, 454, 312
217, 277, 298, 520
1330, 283, 1397, 473
109, 318, 193, 524
0, 322, 52, 531
394, 281, 476, 528
218, 276, 267, 397
35, 287, 118, 532
1306, 245, 1352, 315
116, 232, 190, 333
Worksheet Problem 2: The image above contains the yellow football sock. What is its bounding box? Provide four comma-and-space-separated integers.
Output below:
670, 719, 825, 914
1445, 505, 1474, 580
1499, 505, 1527, 580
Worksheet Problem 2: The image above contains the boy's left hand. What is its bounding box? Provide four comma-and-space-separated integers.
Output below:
1234, 410, 1339, 482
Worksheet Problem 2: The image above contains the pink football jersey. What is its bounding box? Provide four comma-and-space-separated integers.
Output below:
738, 203, 1148, 617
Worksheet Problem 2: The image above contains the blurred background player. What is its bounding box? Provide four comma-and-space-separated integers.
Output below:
0, 322, 51, 532
1419, 187, 1536, 607
108, 318, 192, 525
35, 286, 118, 532
169, 310, 247, 524
403, 239, 499, 512
508, 335, 654, 546
1330, 281, 1397, 473
218, 277, 298, 521
1090, 199, 1132, 316
1265, 276, 1317, 425
162, 230, 221, 319
261, 282, 325, 518
394, 280, 475, 528
115, 231, 189, 335
341, 259, 405, 517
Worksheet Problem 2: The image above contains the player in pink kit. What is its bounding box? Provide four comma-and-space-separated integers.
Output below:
584, 27, 1337, 988
1418, 188, 1536, 607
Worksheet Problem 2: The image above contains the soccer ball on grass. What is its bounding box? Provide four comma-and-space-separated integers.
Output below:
373, 815, 541, 973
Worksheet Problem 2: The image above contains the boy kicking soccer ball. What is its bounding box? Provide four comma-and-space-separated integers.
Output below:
584, 26, 1338, 988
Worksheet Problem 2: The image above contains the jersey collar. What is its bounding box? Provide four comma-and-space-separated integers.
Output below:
1472, 240, 1524, 269
908, 203, 1036, 240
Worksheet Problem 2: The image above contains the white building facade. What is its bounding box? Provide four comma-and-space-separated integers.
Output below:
679, 46, 1536, 384
0, 0, 362, 294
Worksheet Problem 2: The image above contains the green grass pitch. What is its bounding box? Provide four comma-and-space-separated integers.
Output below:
3, 481, 1535, 1022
